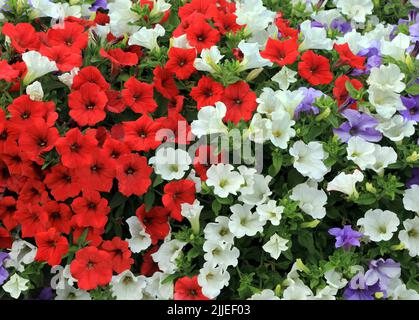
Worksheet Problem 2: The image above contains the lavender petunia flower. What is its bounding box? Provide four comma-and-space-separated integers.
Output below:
330, 18, 352, 34
410, 22, 419, 42
89, 0, 107, 11
351, 46, 381, 76
407, 168, 419, 188
328, 225, 363, 251
0, 252, 10, 285
294, 87, 322, 118
400, 95, 419, 122
343, 272, 384, 300
37, 287, 54, 300
334, 109, 382, 143
364, 258, 401, 290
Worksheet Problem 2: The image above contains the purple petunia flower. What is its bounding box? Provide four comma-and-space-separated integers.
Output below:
330, 18, 352, 34
343, 272, 384, 300
351, 46, 382, 76
328, 225, 363, 251
333, 109, 382, 143
407, 168, 419, 188
89, 0, 107, 11
37, 287, 54, 300
400, 95, 419, 122
294, 87, 322, 118
0, 252, 10, 285
364, 258, 401, 290
410, 22, 419, 42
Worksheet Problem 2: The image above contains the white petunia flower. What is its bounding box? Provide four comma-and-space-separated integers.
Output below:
248, 289, 280, 300
256, 200, 284, 226
191, 102, 228, 138
229, 204, 264, 238
58, 67, 79, 88
149, 0, 171, 17
299, 20, 333, 51
262, 234, 289, 259
237, 40, 273, 71
235, 0, 276, 33
312, 285, 338, 300
206, 164, 244, 198
204, 216, 235, 245
311, 9, 343, 27
271, 66, 298, 91
22, 51, 58, 85
381, 33, 411, 61
368, 87, 405, 119
357, 209, 400, 242
172, 34, 192, 49
270, 110, 296, 149
403, 185, 419, 214
282, 278, 313, 300
143, 272, 174, 300
203, 241, 240, 269
376, 115, 416, 142
110, 270, 147, 300
4, 240, 37, 272
247, 113, 272, 143
108, 0, 139, 37
367, 64, 406, 93
26, 81, 44, 101
324, 269, 348, 290
55, 284, 91, 300
128, 24, 165, 51
181, 200, 203, 234
289, 141, 329, 181
256, 87, 282, 116
335, 30, 364, 54
151, 239, 186, 275
335, 0, 373, 23
368, 145, 397, 175
149, 147, 192, 181
398, 217, 419, 257
290, 181, 328, 219
198, 262, 230, 299
275, 89, 305, 118
194, 46, 224, 73
125, 216, 152, 253
2, 274, 29, 299
327, 170, 364, 198
346, 136, 376, 170
239, 174, 272, 205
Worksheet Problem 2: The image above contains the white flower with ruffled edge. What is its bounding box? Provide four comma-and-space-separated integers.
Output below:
357, 209, 400, 242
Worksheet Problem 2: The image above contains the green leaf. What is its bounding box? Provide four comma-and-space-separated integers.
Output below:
212, 200, 222, 215
109, 192, 126, 209
144, 190, 155, 212
406, 84, 419, 96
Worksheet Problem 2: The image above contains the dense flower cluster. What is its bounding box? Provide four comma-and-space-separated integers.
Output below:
0, 0, 418, 300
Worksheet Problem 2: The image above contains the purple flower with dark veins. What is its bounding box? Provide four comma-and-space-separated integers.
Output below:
0, 252, 10, 285
400, 95, 419, 122
364, 258, 401, 290
328, 225, 363, 251
294, 87, 322, 118
343, 271, 384, 300
330, 18, 352, 34
407, 168, 419, 188
334, 109, 382, 143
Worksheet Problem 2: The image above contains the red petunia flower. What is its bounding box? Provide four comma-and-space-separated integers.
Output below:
1, 141, 33, 177
72, 66, 110, 91
72, 226, 104, 247
47, 22, 88, 52
68, 83, 108, 127
101, 237, 134, 274
44, 165, 82, 201
276, 19, 299, 40
153, 66, 179, 99
123, 115, 162, 152
35, 228, 69, 266
190, 76, 224, 109
15, 203, 49, 238
334, 43, 366, 70
105, 89, 127, 114
100, 48, 139, 75
162, 179, 196, 221
193, 145, 225, 181
19, 179, 49, 204
122, 77, 157, 114
55, 128, 98, 168
165, 47, 197, 80
261, 38, 299, 66
102, 138, 130, 164
18, 119, 59, 164
0, 196, 18, 231
71, 190, 110, 229
115, 153, 152, 197
77, 150, 115, 193
333, 75, 363, 110
185, 18, 220, 53
221, 81, 257, 124
70, 246, 113, 290
178, 0, 213, 20
212, 11, 241, 35
168, 95, 185, 113
140, 0, 171, 23
298, 50, 333, 86
44, 201, 73, 234
140, 246, 160, 276
156, 111, 191, 145
136, 205, 170, 244
1, 22, 40, 53
8, 61, 27, 93
0, 60, 20, 82
0, 227, 13, 249
174, 276, 209, 300
39, 45, 83, 72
